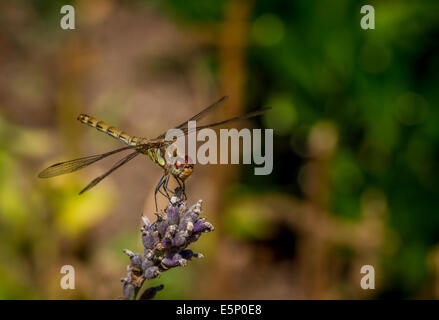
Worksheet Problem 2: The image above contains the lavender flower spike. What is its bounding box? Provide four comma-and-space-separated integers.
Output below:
121, 189, 214, 300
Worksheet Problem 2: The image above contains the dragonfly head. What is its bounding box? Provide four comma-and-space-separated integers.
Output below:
172, 155, 194, 181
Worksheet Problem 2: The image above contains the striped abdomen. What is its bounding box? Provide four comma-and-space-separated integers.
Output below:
77, 114, 146, 146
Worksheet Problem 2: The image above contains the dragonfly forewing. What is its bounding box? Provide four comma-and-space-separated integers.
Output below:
155, 96, 229, 140
79, 150, 140, 195
171, 108, 271, 138
38, 145, 138, 178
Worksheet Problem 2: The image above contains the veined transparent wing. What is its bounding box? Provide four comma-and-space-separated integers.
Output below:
38, 145, 138, 178
79, 150, 140, 195
167, 108, 271, 139
155, 96, 229, 140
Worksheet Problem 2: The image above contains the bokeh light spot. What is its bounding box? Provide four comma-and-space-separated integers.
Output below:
251, 14, 285, 46
263, 95, 297, 136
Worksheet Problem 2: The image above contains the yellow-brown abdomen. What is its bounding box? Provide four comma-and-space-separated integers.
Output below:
77, 114, 144, 146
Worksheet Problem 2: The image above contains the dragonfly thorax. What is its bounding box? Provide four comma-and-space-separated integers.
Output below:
146, 146, 167, 168
145, 146, 192, 179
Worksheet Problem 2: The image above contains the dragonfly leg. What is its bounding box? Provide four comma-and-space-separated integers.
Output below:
160, 175, 172, 200
182, 180, 187, 200
174, 176, 183, 189
158, 184, 167, 198
154, 174, 167, 212
163, 176, 176, 196
173, 176, 187, 200
163, 176, 175, 195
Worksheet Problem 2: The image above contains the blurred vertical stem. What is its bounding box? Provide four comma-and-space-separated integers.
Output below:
219, 0, 252, 115
57, 35, 95, 157
211, 0, 253, 298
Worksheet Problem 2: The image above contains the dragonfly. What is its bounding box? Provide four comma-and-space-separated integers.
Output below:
38, 96, 270, 210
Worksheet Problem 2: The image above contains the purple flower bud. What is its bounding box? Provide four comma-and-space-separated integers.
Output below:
166, 205, 180, 225
162, 237, 173, 248
193, 220, 206, 233
142, 258, 153, 271
142, 231, 155, 250
156, 220, 169, 236
172, 232, 186, 247
179, 202, 187, 211
123, 249, 143, 269
144, 266, 160, 279
123, 249, 135, 257
142, 216, 152, 229
187, 212, 199, 222
130, 254, 143, 269
179, 218, 191, 232
187, 232, 201, 243
123, 282, 135, 300
152, 231, 160, 243
193, 200, 202, 214
161, 253, 186, 269
203, 222, 214, 232
164, 225, 177, 240
193, 219, 214, 233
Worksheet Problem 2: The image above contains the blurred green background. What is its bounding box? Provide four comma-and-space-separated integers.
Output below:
0, 0, 439, 299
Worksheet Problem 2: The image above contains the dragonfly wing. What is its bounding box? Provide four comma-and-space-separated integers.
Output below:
79, 150, 140, 195
155, 96, 229, 140
38, 146, 137, 178
172, 108, 271, 138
